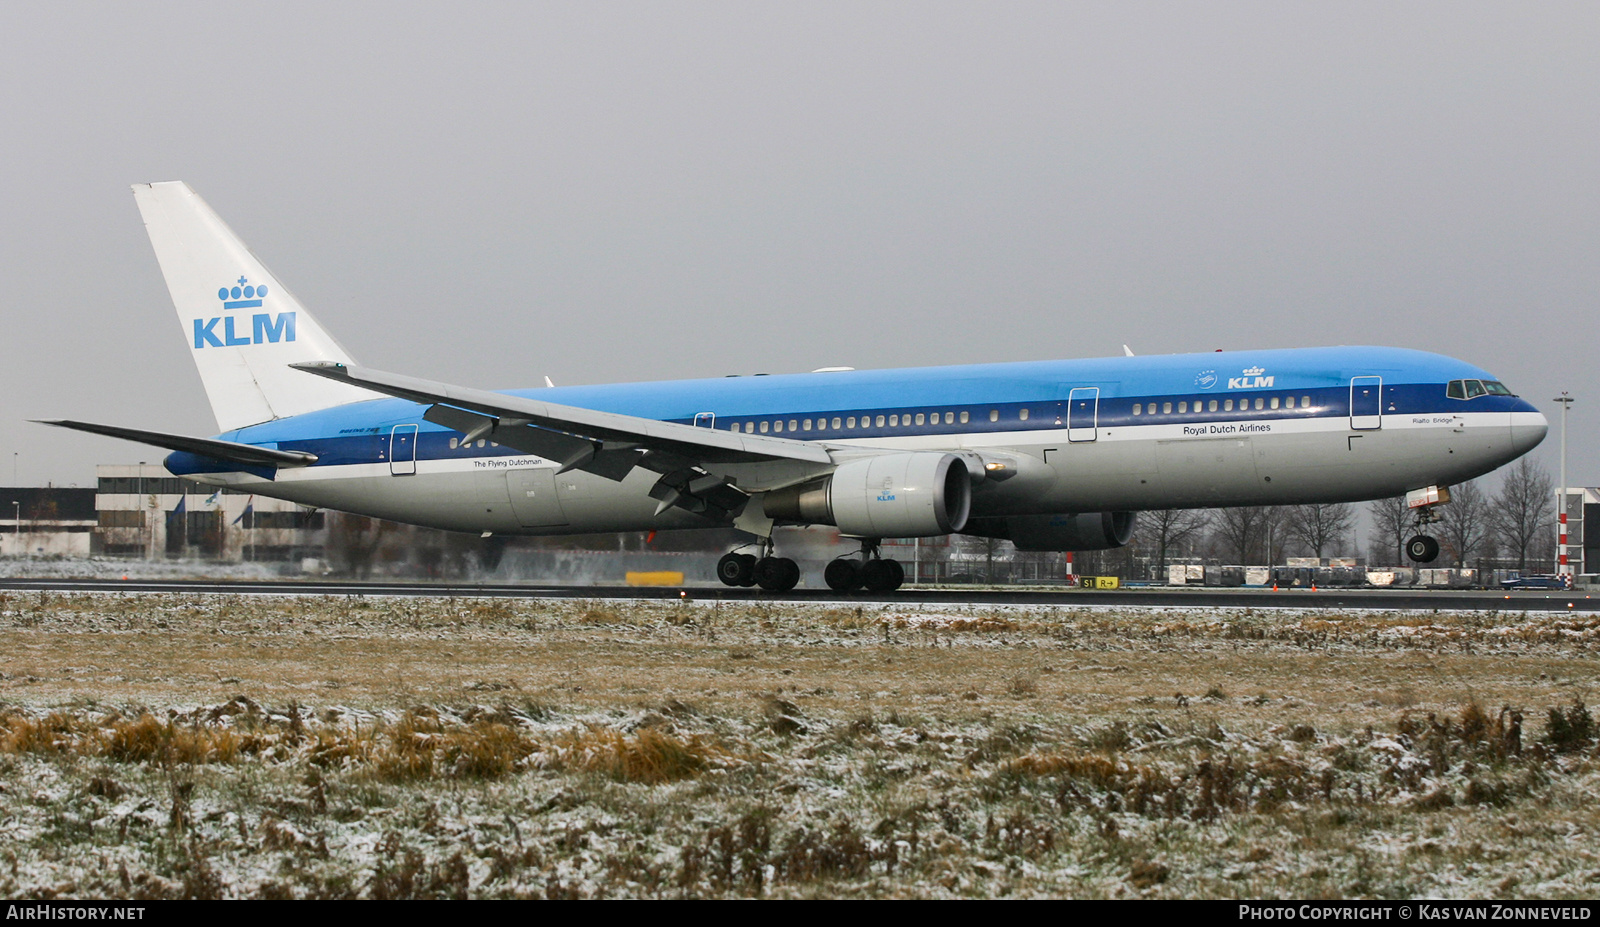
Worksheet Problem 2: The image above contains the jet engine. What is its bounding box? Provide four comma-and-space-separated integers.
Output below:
764, 453, 971, 537
962, 511, 1136, 551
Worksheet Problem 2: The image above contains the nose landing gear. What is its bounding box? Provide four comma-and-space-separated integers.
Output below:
1406, 495, 1444, 564
1406, 534, 1441, 563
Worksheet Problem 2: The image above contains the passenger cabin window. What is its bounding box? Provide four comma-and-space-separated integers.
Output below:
1162, 402, 1172, 414
1254, 398, 1264, 410
876, 415, 886, 427
1224, 400, 1233, 412
803, 419, 812, 431
1270, 397, 1279, 409
1019, 409, 1029, 421
944, 412, 954, 424
1208, 400, 1218, 412
989, 410, 999, 422
960, 411, 969, 423
759, 421, 769, 433
916, 413, 926, 425
1178, 401, 1187, 413
1132, 404, 1142, 416
1301, 396, 1311, 407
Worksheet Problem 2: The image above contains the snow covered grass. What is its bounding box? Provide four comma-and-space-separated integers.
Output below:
0, 593, 1597, 898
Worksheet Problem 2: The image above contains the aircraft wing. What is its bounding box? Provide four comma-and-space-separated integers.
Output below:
36, 420, 318, 467
291, 362, 835, 485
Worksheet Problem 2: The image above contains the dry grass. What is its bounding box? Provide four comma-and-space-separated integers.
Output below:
0, 593, 1598, 898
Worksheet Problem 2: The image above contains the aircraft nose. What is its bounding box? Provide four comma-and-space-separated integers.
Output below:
1509, 404, 1548, 456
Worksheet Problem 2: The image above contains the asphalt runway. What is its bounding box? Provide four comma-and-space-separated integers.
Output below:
0, 577, 1595, 612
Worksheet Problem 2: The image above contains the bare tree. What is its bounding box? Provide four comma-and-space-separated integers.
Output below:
1284, 503, 1356, 559
1438, 480, 1492, 568
1367, 495, 1411, 566
1143, 508, 1212, 579
1493, 458, 1554, 572
1212, 506, 1282, 564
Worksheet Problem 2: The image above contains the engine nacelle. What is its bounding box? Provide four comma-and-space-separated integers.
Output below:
765, 453, 971, 537
963, 512, 1136, 551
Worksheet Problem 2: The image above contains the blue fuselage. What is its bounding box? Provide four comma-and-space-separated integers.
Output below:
166, 345, 1547, 536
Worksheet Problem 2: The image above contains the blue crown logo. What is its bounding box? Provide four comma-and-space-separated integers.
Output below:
217, 275, 268, 310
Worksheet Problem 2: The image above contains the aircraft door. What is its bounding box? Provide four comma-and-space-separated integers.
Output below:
694, 412, 716, 428
1068, 387, 1099, 443
389, 424, 418, 475
1350, 377, 1382, 430
507, 468, 569, 527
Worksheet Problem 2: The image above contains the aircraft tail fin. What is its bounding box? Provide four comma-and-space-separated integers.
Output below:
133, 182, 373, 432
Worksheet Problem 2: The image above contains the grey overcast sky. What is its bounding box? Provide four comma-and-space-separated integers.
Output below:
1, 1, 1595, 489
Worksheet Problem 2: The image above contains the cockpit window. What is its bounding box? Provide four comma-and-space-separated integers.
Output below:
1448, 378, 1518, 400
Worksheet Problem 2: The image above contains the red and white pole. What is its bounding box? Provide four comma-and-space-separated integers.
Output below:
1554, 393, 1574, 578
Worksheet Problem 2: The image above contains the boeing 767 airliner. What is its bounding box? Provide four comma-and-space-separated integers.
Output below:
41, 182, 1548, 592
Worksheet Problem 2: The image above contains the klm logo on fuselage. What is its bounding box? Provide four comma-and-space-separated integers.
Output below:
192, 275, 296, 349
1227, 366, 1273, 389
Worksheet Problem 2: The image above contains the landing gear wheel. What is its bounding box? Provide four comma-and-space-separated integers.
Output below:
756, 557, 801, 592
861, 558, 905, 592
1406, 535, 1440, 564
717, 552, 757, 587
824, 559, 863, 592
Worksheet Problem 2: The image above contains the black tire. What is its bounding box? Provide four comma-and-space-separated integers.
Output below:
717, 552, 756, 587
824, 559, 862, 592
1406, 535, 1440, 564
861, 559, 899, 592
882, 558, 905, 591
757, 557, 800, 592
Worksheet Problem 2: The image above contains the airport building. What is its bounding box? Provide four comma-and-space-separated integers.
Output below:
91, 464, 327, 562
0, 486, 97, 557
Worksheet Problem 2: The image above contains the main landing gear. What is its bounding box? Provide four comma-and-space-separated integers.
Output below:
824, 540, 905, 593
716, 542, 800, 593
716, 539, 907, 594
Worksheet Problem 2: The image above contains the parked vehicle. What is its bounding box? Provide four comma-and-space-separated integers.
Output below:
1499, 574, 1569, 590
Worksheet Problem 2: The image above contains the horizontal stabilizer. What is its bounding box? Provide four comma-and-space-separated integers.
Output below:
35, 420, 318, 468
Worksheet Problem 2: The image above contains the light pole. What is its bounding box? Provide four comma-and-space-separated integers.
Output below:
11, 500, 18, 558
1554, 393, 1574, 577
